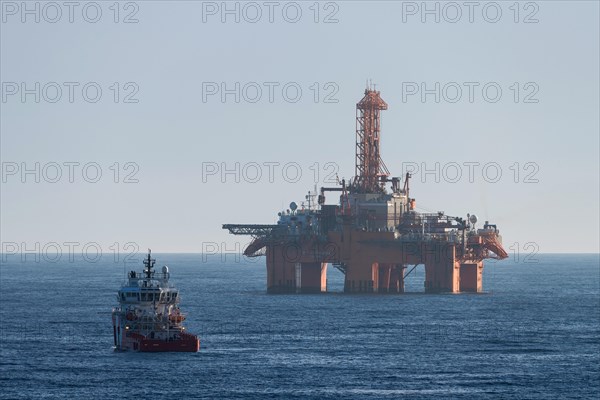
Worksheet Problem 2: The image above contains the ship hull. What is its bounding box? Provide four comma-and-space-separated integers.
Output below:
113, 314, 199, 352
114, 332, 200, 352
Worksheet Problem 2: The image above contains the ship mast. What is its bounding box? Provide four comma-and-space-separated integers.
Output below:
143, 249, 155, 279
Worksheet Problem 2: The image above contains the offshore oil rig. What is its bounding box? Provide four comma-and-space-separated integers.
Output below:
224, 87, 508, 294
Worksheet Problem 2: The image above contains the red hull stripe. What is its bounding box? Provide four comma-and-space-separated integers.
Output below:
139, 338, 200, 352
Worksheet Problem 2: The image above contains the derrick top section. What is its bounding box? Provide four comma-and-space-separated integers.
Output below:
356, 88, 388, 111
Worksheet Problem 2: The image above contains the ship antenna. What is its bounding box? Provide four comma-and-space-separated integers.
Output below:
143, 248, 155, 279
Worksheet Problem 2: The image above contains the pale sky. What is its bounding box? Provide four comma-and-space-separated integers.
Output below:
1, 1, 599, 255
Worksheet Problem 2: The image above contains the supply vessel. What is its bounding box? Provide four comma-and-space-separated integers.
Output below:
112, 250, 200, 351
224, 86, 508, 294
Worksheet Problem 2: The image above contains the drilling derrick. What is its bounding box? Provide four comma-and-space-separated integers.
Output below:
224, 86, 508, 294
353, 88, 390, 193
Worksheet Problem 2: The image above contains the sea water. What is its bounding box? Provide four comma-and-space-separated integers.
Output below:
0, 254, 598, 399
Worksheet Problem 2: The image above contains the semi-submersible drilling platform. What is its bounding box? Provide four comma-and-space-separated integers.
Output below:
224, 87, 508, 294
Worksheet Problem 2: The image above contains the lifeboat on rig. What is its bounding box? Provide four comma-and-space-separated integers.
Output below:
111, 250, 200, 352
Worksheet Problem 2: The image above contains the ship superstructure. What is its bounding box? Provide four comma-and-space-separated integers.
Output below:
224, 86, 508, 294
112, 250, 199, 352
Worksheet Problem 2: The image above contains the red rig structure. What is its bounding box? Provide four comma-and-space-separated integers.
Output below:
224, 86, 508, 294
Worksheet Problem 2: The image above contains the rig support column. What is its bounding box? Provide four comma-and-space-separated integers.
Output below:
299, 262, 328, 293
344, 262, 378, 293
389, 264, 405, 293
424, 244, 460, 293
378, 264, 392, 293
459, 261, 483, 292
266, 245, 297, 293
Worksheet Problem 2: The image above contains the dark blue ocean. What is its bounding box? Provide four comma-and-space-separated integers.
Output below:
1, 253, 598, 399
